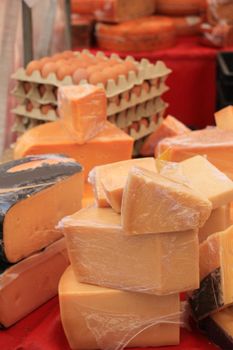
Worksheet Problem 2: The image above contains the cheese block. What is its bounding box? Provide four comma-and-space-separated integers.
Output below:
89, 158, 156, 212
215, 105, 233, 131
156, 127, 233, 180
172, 16, 202, 36
58, 85, 106, 144
14, 121, 134, 180
0, 238, 69, 328
121, 166, 212, 235
199, 306, 233, 350
156, 0, 206, 16
59, 266, 180, 350
61, 207, 199, 295
199, 205, 231, 243
141, 115, 190, 156
71, 0, 156, 23
158, 156, 233, 209
189, 226, 233, 320
82, 183, 95, 208
0, 154, 83, 263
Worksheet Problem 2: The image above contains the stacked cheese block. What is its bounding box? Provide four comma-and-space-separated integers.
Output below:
0, 154, 84, 327
58, 152, 233, 349
12, 49, 170, 153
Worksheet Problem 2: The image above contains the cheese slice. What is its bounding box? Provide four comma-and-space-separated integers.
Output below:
59, 266, 180, 350
189, 226, 233, 320
215, 105, 233, 131
0, 154, 83, 263
58, 84, 106, 144
61, 207, 199, 294
156, 127, 233, 180
89, 158, 156, 212
0, 238, 69, 328
121, 166, 212, 235
14, 121, 134, 180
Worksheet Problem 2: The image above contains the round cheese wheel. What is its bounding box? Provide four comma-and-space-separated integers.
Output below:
156, 0, 206, 16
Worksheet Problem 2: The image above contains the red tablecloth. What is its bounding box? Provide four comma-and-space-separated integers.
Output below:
0, 296, 218, 350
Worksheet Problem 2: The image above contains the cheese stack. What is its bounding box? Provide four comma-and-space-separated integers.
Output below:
0, 154, 84, 327
58, 155, 219, 350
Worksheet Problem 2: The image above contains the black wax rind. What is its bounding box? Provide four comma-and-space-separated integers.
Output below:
0, 154, 83, 266
189, 268, 224, 320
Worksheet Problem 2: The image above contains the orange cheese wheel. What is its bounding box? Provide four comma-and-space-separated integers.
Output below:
172, 16, 202, 36
156, 0, 207, 16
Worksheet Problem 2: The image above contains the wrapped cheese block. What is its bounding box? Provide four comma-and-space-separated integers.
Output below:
89, 158, 156, 212
59, 266, 181, 350
60, 207, 199, 295
0, 154, 83, 263
189, 225, 233, 320
215, 105, 233, 131
58, 85, 107, 143
141, 115, 190, 156
172, 16, 202, 36
156, 0, 206, 16
71, 0, 156, 23
96, 17, 177, 52
0, 238, 69, 328
121, 166, 212, 235
14, 121, 134, 180
157, 127, 233, 180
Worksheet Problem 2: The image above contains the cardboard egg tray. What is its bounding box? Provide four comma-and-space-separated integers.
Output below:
127, 117, 158, 141
12, 104, 58, 122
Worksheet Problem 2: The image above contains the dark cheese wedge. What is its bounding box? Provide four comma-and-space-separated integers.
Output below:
0, 154, 83, 264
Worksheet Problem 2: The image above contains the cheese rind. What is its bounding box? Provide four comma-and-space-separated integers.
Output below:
59, 266, 180, 350
121, 166, 212, 235
0, 238, 69, 328
61, 207, 199, 295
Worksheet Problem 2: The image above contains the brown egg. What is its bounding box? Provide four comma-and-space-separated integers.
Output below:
122, 126, 130, 134
72, 68, 88, 84
142, 81, 150, 93
40, 104, 54, 115
108, 95, 120, 106
23, 82, 32, 94
86, 65, 99, 76
130, 122, 140, 132
88, 72, 105, 85
140, 118, 150, 128
38, 84, 46, 97
26, 101, 33, 112
60, 50, 75, 59
80, 53, 98, 64
124, 61, 138, 73
152, 114, 158, 123
39, 57, 52, 67
56, 64, 73, 81
108, 58, 121, 66
112, 64, 128, 77
41, 62, 57, 78
132, 85, 142, 97
26, 60, 41, 75
53, 87, 58, 99
121, 90, 130, 102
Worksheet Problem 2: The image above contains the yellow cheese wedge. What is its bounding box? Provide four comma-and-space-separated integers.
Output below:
215, 105, 233, 131
59, 266, 180, 350
89, 158, 156, 212
58, 84, 106, 143
61, 207, 199, 294
0, 238, 69, 328
121, 166, 212, 235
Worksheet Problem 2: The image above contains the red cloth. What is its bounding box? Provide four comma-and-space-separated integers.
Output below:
0, 296, 218, 350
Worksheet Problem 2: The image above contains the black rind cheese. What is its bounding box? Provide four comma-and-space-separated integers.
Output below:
0, 154, 82, 265
189, 268, 224, 320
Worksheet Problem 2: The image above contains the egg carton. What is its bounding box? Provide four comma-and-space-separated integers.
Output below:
12, 104, 58, 122
12, 116, 46, 135
125, 117, 158, 141
12, 49, 171, 98
12, 81, 56, 105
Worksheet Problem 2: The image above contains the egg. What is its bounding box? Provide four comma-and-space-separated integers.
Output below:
72, 68, 88, 84
130, 122, 140, 132
112, 64, 128, 77
53, 87, 58, 99
41, 62, 57, 78
140, 118, 150, 128
40, 104, 54, 115
26, 60, 41, 75
109, 95, 120, 106
124, 61, 138, 73
121, 90, 130, 102
56, 64, 74, 81
38, 84, 46, 97
132, 85, 142, 97
23, 82, 31, 94
60, 50, 75, 59
39, 57, 52, 67
152, 114, 158, 123
108, 58, 121, 66
26, 101, 33, 112
142, 81, 150, 93
88, 72, 105, 85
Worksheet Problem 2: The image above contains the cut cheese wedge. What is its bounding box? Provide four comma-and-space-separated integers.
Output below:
215, 105, 233, 131
0, 238, 69, 328
89, 158, 156, 212
59, 266, 180, 350
0, 154, 83, 263
61, 207, 199, 295
58, 84, 106, 144
14, 121, 134, 180
121, 166, 212, 235
189, 225, 233, 320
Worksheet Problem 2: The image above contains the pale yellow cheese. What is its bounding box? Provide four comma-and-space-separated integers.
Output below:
215, 106, 233, 131
59, 266, 180, 350
61, 207, 199, 295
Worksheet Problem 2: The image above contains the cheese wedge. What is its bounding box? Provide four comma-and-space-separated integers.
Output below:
156, 128, 233, 180
0, 154, 83, 263
189, 226, 233, 320
89, 158, 156, 212
14, 121, 134, 180
215, 105, 233, 131
121, 166, 212, 235
61, 207, 199, 294
0, 238, 69, 328
59, 266, 180, 350
158, 156, 233, 209
58, 85, 106, 143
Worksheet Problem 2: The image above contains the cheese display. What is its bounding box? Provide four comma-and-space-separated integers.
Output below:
0, 238, 69, 328
14, 121, 134, 180
60, 207, 199, 295
141, 115, 190, 156
157, 127, 233, 180
121, 166, 212, 235
59, 266, 180, 350
95, 17, 177, 52
89, 158, 156, 212
215, 105, 233, 131
156, 0, 206, 16
71, 0, 156, 23
189, 226, 233, 320
58, 85, 106, 143
0, 154, 83, 263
